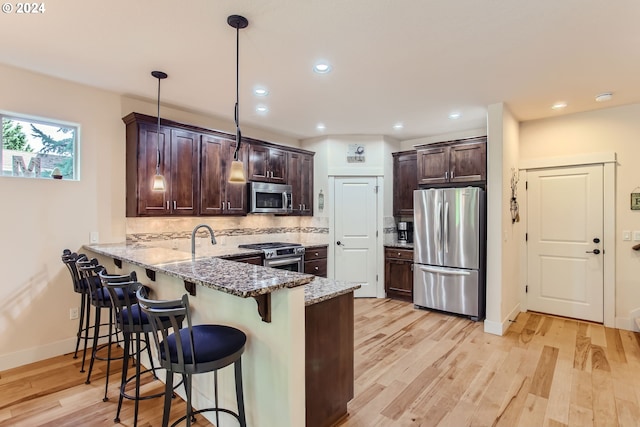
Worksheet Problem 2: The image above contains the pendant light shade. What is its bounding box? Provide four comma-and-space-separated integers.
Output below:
151, 70, 168, 192
228, 14, 249, 184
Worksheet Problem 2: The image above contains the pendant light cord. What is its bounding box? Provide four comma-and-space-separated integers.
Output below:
233, 24, 241, 161
156, 76, 162, 174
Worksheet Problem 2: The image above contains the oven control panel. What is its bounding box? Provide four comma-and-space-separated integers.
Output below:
264, 246, 306, 259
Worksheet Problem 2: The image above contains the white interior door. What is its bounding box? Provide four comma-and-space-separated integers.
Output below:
527, 164, 604, 322
334, 177, 378, 298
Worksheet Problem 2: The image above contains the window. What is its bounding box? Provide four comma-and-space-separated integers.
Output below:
1, 113, 79, 180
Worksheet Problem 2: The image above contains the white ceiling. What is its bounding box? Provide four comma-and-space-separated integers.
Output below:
1, 0, 639, 141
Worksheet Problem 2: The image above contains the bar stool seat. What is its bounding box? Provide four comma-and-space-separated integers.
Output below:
137, 291, 247, 427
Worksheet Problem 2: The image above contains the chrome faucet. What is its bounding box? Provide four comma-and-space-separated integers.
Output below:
191, 224, 217, 257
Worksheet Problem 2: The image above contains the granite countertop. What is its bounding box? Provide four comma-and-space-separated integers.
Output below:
384, 242, 414, 249
84, 240, 359, 304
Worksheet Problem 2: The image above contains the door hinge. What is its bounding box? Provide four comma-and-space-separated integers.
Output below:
526, 181, 528, 190
526, 285, 528, 293
374, 185, 379, 194
376, 274, 378, 282
376, 230, 378, 237
525, 233, 528, 242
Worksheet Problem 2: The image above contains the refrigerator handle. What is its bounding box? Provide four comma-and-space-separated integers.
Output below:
436, 201, 442, 253
417, 265, 471, 276
444, 202, 449, 254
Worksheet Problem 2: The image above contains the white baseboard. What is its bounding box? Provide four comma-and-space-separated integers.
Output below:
484, 303, 521, 336
0, 337, 76, 371
615, 317, 634, 331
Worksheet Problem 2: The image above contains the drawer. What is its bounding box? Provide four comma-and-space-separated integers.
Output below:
305, 246, 328, 261
384, 247, 413, 261
305, 259, 327, 277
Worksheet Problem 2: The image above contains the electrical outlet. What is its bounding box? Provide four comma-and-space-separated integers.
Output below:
623, 230, 631, 241
69, 307, 79, 320
634, 231, 640, 241
90, 231, 99, 243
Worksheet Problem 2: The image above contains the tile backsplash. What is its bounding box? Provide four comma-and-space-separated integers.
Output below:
126, 215, 329, 242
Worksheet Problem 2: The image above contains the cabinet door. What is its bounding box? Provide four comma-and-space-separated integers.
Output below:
170, 129, 198, 215
417, 146, 449, 185
288, 152, 303, 213
137, 124, 171, 216
384, 251, 413, 302
300, 154, 313, 215
268, 148, 288, 183
199, 135, 226, 215
393, 151, 417, 216
225, 141, 248, 214
450, 142, 486, 183
248, 145, 270, 182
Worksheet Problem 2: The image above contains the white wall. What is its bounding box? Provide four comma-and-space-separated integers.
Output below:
484, 103, 521, 335
520, 103, 640, 329
0, 63, 125, 369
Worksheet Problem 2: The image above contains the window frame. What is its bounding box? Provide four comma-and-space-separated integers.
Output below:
0, 111, 80, 181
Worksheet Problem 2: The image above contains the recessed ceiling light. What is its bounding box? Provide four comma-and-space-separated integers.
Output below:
313, 62, 332, 74
595, 92, 613, 102
254, 87, 268, 96
551, 102, 567, 110
393, 123, 404, 130
256, 105, 268, 113
448, 112, 461, 120
316, 123, 326, 131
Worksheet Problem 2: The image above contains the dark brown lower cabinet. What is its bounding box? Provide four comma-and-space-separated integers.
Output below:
306, 292, 354, 427
384, 247, 414, 302
304, 245, 328, 277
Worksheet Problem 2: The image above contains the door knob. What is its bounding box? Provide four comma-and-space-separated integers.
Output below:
593, 238, 600, 244
336, 241, 344, 246
586, 249, 601, 254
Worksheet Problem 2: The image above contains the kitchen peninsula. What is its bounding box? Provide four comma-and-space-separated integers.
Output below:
85, 241, 360, 427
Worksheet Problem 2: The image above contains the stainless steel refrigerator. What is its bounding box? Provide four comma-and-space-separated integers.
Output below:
413, 187, 485, 320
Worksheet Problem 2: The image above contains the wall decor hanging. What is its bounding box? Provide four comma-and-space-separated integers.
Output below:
510, 168, 520, 223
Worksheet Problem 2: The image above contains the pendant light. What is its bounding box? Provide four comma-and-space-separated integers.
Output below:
227, 14, 249, 184
151, 70, 168, 191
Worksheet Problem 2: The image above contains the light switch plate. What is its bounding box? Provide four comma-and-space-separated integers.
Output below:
634, 231, 640, 241
90, 231, 99, 243
623, 230, 631, 241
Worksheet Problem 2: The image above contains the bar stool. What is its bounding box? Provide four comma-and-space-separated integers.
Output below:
137, 291, 247, 427
76, 258, 125, 402
61, 249, 92, 372
99, 270, 178, 426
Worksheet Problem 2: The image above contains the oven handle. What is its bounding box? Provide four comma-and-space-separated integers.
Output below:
266, 257, 303, 267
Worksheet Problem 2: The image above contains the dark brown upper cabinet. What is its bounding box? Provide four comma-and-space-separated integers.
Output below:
199, 135, 248, 216
417, 137, 486, 186
124, 113, 314, 217
392, 150, 418, 216
288, 152, 314, 216
248, 145, 287, 183
126, 120, 198, 216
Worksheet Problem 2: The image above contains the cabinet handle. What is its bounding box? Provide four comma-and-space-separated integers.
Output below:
445, 171, 448, 180
315, 252, 319, 256
299, 204, 302, 211
227, 202, 230, 210
166, 201, 170, 209
451, 170, 455, 179
173, 201, 177, 210
302, 204, 305, 210
398, 252, 401, 256
222, 201, 225, 210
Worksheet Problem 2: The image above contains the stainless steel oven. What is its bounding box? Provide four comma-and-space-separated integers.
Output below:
238, 242, 305, 273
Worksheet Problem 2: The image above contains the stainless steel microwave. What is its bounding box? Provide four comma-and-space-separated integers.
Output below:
249, 182, 293, 214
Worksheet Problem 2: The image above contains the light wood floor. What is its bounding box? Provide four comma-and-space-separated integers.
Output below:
339, 298, 640, 427
2, 299, 640, 426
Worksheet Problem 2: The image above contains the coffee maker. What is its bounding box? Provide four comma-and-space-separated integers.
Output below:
397, 221, 413, 244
